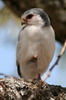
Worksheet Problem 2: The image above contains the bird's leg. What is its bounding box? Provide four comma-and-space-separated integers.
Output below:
32, 73, 48, 87
37, 73, 41, 80
33, 73, 41, 81
37, 73, 48, 85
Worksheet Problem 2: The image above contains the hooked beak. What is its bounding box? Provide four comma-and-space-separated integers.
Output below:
21, 18, 27, 25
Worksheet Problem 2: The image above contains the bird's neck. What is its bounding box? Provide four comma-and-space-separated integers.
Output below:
22, 24, 43, 31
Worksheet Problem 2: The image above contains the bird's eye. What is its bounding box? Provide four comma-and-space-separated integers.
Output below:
26, 14, 33, 19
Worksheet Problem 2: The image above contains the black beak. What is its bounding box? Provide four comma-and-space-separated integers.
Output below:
21, 20, 25, 25
21, 21, 25, 25
21, 18, 27, 25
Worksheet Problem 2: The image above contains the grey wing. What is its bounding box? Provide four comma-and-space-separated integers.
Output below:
16, 45, 22, 77
16, 60, 22, 77
16, 30, 23, 77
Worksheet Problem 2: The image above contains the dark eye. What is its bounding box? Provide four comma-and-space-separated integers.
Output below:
26, 14, 33, 19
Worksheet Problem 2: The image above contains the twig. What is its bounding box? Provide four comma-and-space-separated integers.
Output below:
43, 40, 66, 81
0, 73, 8, 78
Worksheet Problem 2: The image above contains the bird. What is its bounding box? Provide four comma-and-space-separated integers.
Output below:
16, 8, 55, 79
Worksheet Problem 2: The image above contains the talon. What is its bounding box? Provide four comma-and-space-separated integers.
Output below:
37, 73, 41, 80
33, 73, 41, 80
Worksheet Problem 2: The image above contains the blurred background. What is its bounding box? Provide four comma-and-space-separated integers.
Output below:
0, 0, 66, 87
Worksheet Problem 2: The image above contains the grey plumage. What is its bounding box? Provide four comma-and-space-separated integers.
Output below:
16, 8, 55, 79
22, 8, 50, 27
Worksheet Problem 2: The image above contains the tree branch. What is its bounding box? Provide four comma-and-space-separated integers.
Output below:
43, 40, 66, 81
0, 77, 66, 100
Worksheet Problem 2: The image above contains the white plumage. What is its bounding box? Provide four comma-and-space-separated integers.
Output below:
16, 8, 55, 79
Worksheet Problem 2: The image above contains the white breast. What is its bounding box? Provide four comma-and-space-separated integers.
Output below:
16, 25, 55, 79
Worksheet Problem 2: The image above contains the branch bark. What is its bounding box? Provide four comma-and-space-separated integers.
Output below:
0, 77, 66, 100
43, 40, 66, 81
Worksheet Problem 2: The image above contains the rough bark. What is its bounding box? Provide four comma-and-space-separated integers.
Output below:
0, 77, 66, 100
3, 0, 66, 44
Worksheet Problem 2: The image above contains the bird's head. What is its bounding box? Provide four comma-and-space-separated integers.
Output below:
21, 8, 50, 27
